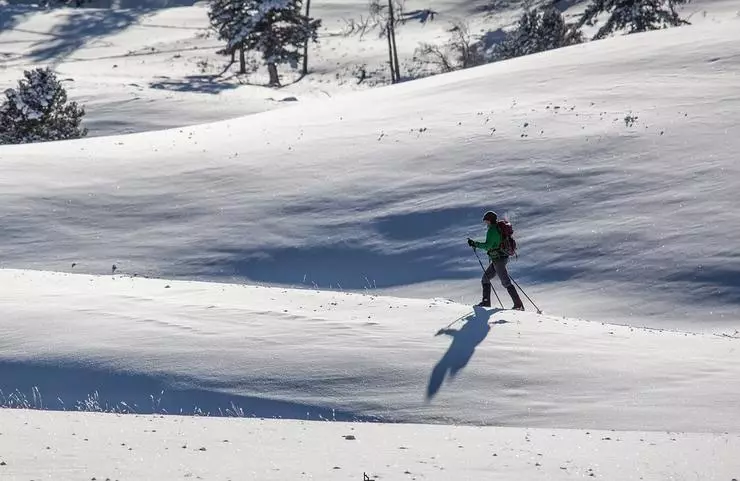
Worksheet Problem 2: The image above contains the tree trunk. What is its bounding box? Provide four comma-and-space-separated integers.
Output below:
386, 22, 396, 83
387, 0, 401, 81
268, 63, 280, 86
302, 0, 312, 76
218, 49, 237, 77
390, 24, 401, 81
239, 47, 246, 74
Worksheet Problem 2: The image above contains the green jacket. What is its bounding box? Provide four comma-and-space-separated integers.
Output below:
474, 225, 506, 260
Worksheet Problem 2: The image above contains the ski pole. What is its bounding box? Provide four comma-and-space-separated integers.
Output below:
473, 248, 504, 309
510, 277, 543, 314
436, 311, 472, 335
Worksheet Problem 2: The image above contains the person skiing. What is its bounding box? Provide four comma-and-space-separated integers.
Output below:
467, 211, 524, 310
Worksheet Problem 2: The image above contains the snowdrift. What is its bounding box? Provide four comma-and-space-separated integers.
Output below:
2, 269, 739, 433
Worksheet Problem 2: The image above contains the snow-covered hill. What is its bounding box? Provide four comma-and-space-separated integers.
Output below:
1, 0, 735, 135
2, 16, 740, 329
2, 1, 740, 479
2, 269, 739, 433
1, 269, 739, 479
0, 0, 518, 135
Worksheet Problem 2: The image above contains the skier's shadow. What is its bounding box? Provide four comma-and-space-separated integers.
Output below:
426, 306, 507, 400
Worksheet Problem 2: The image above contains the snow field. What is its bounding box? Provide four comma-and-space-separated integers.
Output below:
1, 408, 739, 481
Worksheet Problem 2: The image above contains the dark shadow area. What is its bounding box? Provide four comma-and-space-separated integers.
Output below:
663, 264, 740, 304
193, 244, 474, 289
6, 0, 201, 8
185, 206, 501, 289
25, 9, 142, 63
2, 157, 739, 313
471, 0, 522, 15
0, 361, 382, 421
0, 3, 36, 32
470, 0, 585, 15
89, 0, 202, 7
17, 2, 209, 64
374, 206, 480, 241
551, 0, 588, 13
477, 28, 507, 50
427, 307, 504, 400
150, 75, 240, 94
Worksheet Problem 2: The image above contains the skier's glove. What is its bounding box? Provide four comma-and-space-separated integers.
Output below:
467, 238, 476, 248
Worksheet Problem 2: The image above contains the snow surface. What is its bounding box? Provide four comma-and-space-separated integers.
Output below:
1, 0, 511, 135
2, 13, 740, 329
1, 408, 738, 481
2, 0, 740, 478
1, 0, 733, 135
2, 269, 739, 433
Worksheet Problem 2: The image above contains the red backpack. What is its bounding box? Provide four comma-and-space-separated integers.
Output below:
496, 220, 517, 257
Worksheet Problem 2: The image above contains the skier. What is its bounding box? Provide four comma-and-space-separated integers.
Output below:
467, 211, 524, 310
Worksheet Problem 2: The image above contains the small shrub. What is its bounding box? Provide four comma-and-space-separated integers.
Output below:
0, 67, 87, 145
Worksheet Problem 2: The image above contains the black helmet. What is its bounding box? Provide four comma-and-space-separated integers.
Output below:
483, 211, 497, 222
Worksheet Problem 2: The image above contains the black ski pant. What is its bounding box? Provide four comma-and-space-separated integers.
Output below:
482, 257, 513, 289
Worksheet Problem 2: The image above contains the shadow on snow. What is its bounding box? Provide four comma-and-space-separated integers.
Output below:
0, 3, 36, 33
188, 206, 492, 289
0, 360, 382, 422
22, 9, 145, 64
426, 306, 507, 400
150, 75, 241, 94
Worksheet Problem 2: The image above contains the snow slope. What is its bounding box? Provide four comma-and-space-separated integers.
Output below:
2, 17, 740, 329
0, 0, 509, 135
2, 269, 739, 433
2, 4, 740, 478
1, 269, 739, 479
1, 0, 733, 136
1, 408, 738, 481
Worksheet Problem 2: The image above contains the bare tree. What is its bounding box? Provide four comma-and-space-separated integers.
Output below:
412, 20, 483, 74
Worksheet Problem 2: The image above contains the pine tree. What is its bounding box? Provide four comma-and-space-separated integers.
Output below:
208, 0, 320, 85
40, 0, 93, 7
0, 67, 87, 145
496, 8, 582, 61
578, 0, 689, 40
